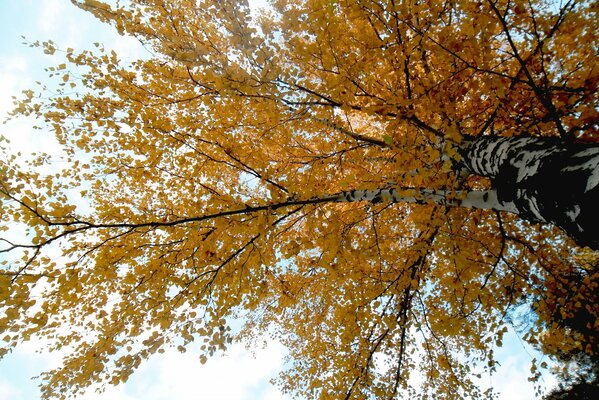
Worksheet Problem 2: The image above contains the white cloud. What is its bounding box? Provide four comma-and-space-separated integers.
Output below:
493, 353, 557, 400
36, 0, 66, 35
0, 378, 23, 400
0, 336, 289, 400
119, 341, 288, 400
493, 330, 558, 400
0, 56, 30, 117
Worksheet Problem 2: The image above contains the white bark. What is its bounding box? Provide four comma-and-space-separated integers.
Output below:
328, 188, 517, 213
459, 136, 599, 249
314, 136, 598, 248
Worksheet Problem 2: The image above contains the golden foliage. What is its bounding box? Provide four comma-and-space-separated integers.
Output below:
1, 0, 597, 398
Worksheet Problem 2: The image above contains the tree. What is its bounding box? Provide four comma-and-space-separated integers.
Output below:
1, 0, 597, 398
540, 249, 599, 400
544, 356, 599, 400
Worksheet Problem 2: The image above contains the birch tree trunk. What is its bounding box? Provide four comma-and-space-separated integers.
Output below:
458, 136, 599, 249
322, 136, 598, 249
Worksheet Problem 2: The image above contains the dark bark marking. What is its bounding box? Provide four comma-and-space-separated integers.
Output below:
459, 136, 599, 249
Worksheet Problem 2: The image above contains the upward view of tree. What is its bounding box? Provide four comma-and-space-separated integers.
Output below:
1, 0, 597, 398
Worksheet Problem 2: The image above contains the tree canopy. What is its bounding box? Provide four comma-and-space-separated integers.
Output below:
1, 0, 597, 398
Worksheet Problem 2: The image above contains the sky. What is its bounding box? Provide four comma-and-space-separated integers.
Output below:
0, 1, 557, 399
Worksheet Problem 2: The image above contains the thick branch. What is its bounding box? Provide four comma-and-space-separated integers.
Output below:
1, 186, 514, 256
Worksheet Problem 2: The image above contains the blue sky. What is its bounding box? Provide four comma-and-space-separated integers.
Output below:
0, 1, 556, 399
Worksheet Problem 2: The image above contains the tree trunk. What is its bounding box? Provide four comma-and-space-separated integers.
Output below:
328, 187, 517, 213
458, 136, 599, 249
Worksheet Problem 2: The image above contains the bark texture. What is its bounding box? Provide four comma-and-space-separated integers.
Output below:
459, 136, 599, 249
329, 188, 517, 213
